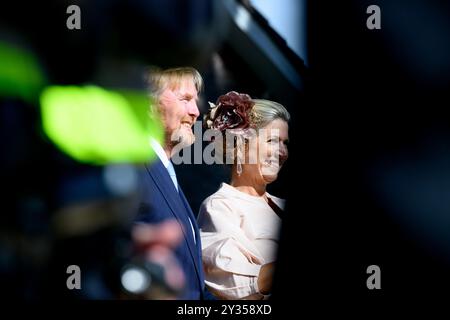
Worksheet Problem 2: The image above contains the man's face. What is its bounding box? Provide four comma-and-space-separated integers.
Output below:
158, 79, 200, 150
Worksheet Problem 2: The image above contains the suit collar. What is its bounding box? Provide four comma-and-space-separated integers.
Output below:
145, 159, 203, 283
150, 138, 171, 169
178, 188, 202, 248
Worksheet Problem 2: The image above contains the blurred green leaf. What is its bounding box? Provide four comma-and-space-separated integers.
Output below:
0, 42, 47, 103
40, 85, 163, 165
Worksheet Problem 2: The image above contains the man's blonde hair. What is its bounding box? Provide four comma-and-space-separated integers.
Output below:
146, 66, 203, 102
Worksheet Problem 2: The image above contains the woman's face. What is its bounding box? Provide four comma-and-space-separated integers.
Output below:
242, 119, 289, 184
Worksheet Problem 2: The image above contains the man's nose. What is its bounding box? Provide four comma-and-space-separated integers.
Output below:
187, 100, 200, 118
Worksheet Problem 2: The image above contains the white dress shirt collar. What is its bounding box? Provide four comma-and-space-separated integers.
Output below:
149, 138, 196, 243
150, 138, 170, 169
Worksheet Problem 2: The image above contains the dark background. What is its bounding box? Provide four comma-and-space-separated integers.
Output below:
2, 0, 450, 309
276, 0, 450, 308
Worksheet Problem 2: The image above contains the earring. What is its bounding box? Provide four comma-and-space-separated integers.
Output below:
236, 136, 243, 177
236, 161, 242, 176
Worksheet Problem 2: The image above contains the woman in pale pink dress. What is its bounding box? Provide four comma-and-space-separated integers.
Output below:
198, 91, 290, 299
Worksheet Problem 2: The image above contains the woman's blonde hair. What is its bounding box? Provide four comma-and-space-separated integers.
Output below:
209, 97, 290, 165
250, 99, 290, 129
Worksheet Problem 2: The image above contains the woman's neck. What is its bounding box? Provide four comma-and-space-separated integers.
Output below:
230, 167, 267, 197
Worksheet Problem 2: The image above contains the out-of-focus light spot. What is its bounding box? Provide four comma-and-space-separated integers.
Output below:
121, 266, 151, 294
226, 1, 303, 89
0, 41, 47, 102
40, 85, 164, 165
103, 164, 138, 196
235, 5, 251, 32
250, 0, 307, 63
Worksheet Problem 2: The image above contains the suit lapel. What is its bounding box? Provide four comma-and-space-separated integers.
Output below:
179, 188, 202, 254
145, 159, 202, 282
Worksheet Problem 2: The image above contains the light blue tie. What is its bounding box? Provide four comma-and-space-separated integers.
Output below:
167, 161, 178, 192
167, 161, 196, 244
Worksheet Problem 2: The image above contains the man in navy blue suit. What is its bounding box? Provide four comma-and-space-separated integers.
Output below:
135, 67, 213, 299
